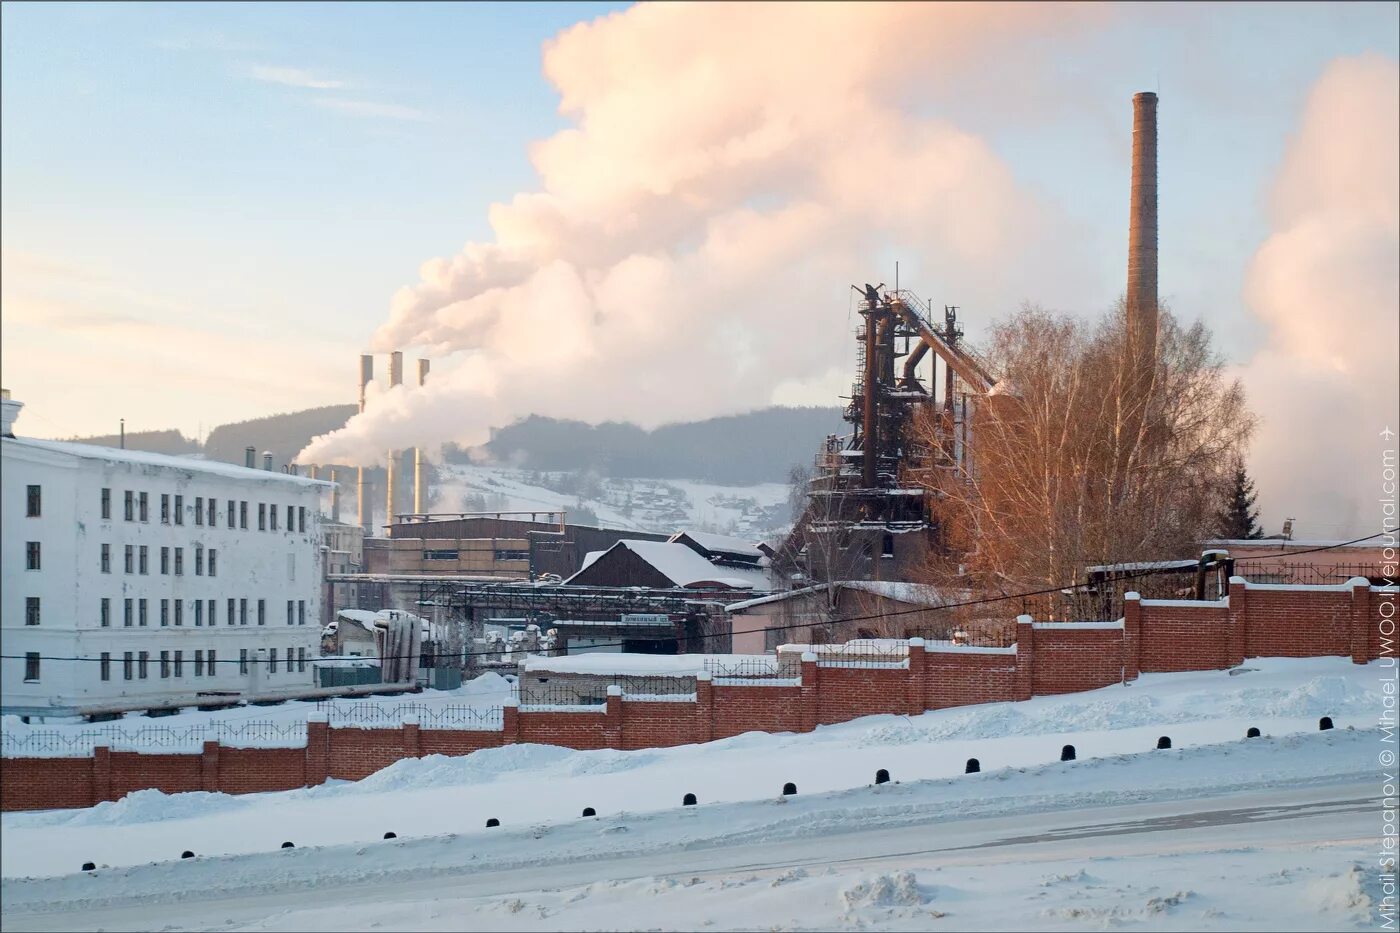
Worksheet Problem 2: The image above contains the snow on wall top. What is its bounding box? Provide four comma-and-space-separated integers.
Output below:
566, 540, 770, 590
521, 653, 779, 676
4, 437, 331, 487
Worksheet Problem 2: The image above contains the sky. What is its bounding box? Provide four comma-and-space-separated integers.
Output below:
2, 2, 1396, 537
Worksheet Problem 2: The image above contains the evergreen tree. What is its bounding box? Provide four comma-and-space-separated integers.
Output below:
1217, 461, 1263, 539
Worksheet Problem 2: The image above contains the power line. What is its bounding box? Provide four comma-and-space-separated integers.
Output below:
7, 530, 1391, 668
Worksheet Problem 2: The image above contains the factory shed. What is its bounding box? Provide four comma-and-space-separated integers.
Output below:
564, 540, 770, 593
668, 530, 767, 566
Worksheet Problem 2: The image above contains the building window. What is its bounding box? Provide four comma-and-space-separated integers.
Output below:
124, 490, 135, 521
208, 649, 216, 676
298, 506, 306, 533
100, 652, 111, 682
209, 549, 218, 577
881, 533, 895, 559
195, 545, 204, 576
194, 497, 203, 526
287, 600, 294, 625
174, 495, 184, 525
298, 600, 306, 626
194, 599, 203, 627
227, 499, 236, 529
207, 498, 216, 526
125, 545, 134, 574
258, 503, 266, 531
26, 485, 40, 517
24, 652, 40, 682
160, 547, 169, 575
25, 541, 40, 570
138, 491, 149, 522
286, 505, 293, 531
123, 652, 134, 680
101, 487, 111, 520
101, 543, 111, 574
160, 650, 170, 678
174, 599, 183, 626
25, 597, 40, 626
424, 549, 459, 561
257, 599, 266, 626
173, 650, 183, 677
139, 598, 148, 627
239, 598, 248, 625
297, 647, 307, 673
139, 545, 149, 575
286, 647, 293, 673
174, 547, 184, 576
239, 649, 249, 675
194, 650, 204, 677
493, 549, 529, 561
268, 648, 278, 674
228, 598, 236, 627
161, 493, 170, 524
208, 598, 216, 625
124, 598, 133, 627
240, 501, 248, 529
138, 651, 149, 679
101, 597, 111, 627
161, 598, 169, 627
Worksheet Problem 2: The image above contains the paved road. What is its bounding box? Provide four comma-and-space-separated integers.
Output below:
1, 780, 1371, 932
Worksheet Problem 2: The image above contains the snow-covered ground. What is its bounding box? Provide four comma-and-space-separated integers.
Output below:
432, 462, 791, 539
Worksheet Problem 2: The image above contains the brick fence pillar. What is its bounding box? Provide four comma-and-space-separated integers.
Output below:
696, 671, 715, 743
305, 713, 329, 787
1227, 576, 1248, 667
200, 740, 221, 792
1122, 593, 1142, 682
93, 744, 113, 804
502, 699, 520, 745
604, 686, 623, 749
799, 653, 819, 732
1350, 577, 1374, 664
1015, 615, 1034, 700
402, 717, 421, 759
906, 638, 928, 715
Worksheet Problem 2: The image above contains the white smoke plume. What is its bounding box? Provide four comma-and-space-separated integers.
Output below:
299, 2, 1108, 467
1238, 53, 1399, 538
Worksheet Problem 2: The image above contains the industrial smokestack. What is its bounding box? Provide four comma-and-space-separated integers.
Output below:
1127, 91, 1158, 365
414, 359, 430, 514
245, 446, 256, 469
387, 352, 404, 528
330, 468, 340, 523
357, 354, 374, 535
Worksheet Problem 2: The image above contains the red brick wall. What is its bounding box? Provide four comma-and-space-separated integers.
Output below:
1031, 627, 1124, 695
1, 757, 94, 811
1139, 602, 1231, 672
6, 581, 1387, 812
923, 650, 1019, 709
712, 684, 802, 738
815, 666, 910, 725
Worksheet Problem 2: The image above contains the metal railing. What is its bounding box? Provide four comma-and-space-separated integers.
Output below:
314, 702, 503, 730
512, 683, 608, 709
1235, 562, 1382, 586
1, 720, 308, 757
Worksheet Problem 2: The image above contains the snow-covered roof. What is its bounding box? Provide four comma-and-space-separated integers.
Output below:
1085, 559, 1199, 574
2, 436, 331, 487
669, 530, 765, 560
336, 608, 429, 633
838, 580, 961, 608
522, 653, 777, 677
565, 540, 770, 591
725, 584, 830, 612
1205, 538, 1383, 549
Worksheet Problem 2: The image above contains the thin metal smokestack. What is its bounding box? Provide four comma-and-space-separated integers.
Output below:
330, 468, 340, 523
414, 359, 430, 514
386, 352, 403, 529
357, 354, 373, 534
1127, 91, 1158, 365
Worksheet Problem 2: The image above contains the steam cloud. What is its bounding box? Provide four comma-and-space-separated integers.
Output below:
298, 2, 1105, 467
1238, 54, 1399, 538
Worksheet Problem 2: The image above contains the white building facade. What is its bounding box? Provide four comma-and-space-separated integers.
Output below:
2, 400, 331, 717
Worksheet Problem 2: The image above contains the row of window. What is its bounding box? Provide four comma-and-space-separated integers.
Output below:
94, 486, 308, 534
96, 543, 218, 577
21, 647, 310, 683
22, 596, 308, 627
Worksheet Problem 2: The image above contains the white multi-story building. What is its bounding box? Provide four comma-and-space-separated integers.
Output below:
1, 395, 331, 718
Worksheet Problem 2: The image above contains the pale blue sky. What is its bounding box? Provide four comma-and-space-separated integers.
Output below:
1, 2, 1396, 442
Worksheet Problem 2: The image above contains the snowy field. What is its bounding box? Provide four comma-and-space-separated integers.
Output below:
0, 658, 1387, 931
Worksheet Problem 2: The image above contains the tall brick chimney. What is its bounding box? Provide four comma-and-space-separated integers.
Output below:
1127, 91, 1158, 365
